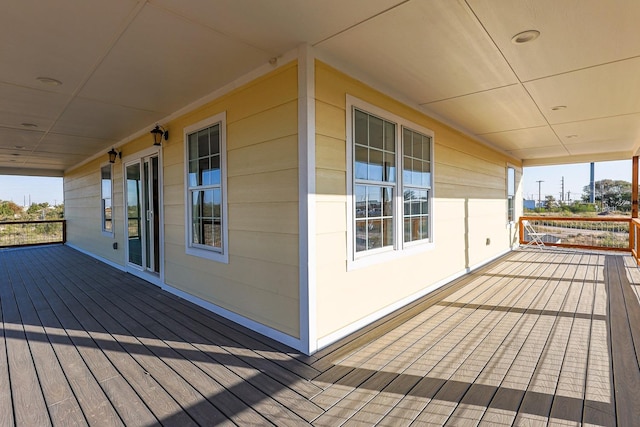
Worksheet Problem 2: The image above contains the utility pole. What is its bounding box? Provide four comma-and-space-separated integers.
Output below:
561, 176, 565, 202
536, 180, 544, 208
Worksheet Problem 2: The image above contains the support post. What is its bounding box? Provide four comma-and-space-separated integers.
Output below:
633, 156, 638, 218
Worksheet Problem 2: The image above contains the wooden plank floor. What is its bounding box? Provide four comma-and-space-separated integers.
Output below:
1, 245, 639, 426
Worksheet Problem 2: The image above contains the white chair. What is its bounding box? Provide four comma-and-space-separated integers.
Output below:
522, 220, 546, 249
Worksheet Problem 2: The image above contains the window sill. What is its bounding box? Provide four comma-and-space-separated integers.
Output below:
186, 246, 229, 264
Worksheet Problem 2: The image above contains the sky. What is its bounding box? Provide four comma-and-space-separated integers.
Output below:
0, 159, 635, 206
522, 159, 632, 203
0, 175, 64, 206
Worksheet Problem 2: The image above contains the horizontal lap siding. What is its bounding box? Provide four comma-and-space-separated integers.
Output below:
64, 160, 123, 265
163, 62, 300, 337
314, 61, 522, 341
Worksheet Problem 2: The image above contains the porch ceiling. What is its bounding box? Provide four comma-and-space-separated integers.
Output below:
1, 0, 639, 176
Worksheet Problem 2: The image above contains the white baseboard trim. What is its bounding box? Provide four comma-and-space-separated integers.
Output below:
160, 282, 306, 354
315, 247, 512, 351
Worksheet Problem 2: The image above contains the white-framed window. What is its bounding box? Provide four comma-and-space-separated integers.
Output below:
184, 111, 228, 263
347, 96, 434, 268
100, 164, 113, 235
507, 166, 516, 223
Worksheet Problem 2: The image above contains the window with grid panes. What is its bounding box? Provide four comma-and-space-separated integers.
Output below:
402, 127, 431, 243
187, 123, 223, 251
507, 166, 516, 222
100, 165, 113, 233
352, 104, 433, 259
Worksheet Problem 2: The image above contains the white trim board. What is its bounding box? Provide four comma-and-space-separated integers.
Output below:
297, 44, 317, 355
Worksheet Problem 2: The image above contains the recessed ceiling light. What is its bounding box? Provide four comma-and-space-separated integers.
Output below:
21, 122, 38, 128
511, 30, 540, 44
551, 105, 567, 111
11, 153, 20, 156
36, 76, 62, 86
14, 145, 25, 149
566, 134, 578, 139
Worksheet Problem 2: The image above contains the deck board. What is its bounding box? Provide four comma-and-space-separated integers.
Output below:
1, 245, 640, 426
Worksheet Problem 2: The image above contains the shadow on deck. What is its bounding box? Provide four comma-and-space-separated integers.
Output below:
0, 245, 639, 426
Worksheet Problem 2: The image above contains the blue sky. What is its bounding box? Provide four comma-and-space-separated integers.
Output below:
0, 175, 64, 206
0, 158, 634, 206
522, 160, 632, 202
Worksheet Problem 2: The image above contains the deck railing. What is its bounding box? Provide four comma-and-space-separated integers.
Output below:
519, 216, 631, 252
0, 219, 66, 248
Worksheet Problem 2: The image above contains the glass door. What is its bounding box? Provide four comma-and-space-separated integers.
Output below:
125, 154, 161, 274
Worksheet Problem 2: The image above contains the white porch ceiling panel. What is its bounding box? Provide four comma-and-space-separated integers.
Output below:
1, 0, 639, 176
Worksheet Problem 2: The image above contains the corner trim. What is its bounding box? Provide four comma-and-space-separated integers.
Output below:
298, 44, 317, 355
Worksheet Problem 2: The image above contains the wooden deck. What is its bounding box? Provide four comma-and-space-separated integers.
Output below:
1, 245, 639, 426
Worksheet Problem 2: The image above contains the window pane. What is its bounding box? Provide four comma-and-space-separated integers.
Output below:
404, 217, 411, 243
355, 145, 368, 180
210, 126, 220, 154
383, 218, 393, 247
421, 190, 429, 214
188, 160, 198, 187
368, 219, 382, 249
403, 128, 412, 157
355, 185, 366, 218
384, 152, 396, 182
198, 130, 209, 157
507, 167, 515, 196
199, 157, 210, 186
367, 186, 381, 218
422, 162, 431, 187
355, 220, 367, 252
382, 187, 393, 216
368, 149, 384, 182
412, 136, 422, 161
369, 116, 384, 149
419, 216, 429, 240
354, 110, 368, 146
403, 157, 412, 185
385, 122, 395, 152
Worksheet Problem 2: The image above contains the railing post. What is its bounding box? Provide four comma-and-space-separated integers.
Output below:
518, 218, 524, 244
62, 220, 67, 244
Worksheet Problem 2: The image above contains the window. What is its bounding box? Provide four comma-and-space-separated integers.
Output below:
185, 112, 228, 262
100, 165, 113, 234
349, 98, 434, 264
403, 127, 431, 243
507, 166, 516, 222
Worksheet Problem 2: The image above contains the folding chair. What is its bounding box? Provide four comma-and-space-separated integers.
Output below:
522, 220, 546, 249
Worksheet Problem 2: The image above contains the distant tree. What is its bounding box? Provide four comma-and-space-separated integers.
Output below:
544, 195, 558, 210
0, 200, 23, 219
582, 179, 632, 211
27, 202, 49, 215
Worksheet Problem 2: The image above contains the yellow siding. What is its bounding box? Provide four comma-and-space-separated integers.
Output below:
65, 62, 300, 338
314, 61, 522, 340
162, 62, 300, 337
64, 159, 124, 265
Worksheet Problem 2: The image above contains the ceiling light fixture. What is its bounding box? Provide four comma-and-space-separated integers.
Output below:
566, 134, 578, 139
150, 124, 169, 146
551, 105, 567, 111
511, 30, 540, 44
14, 145, 25, 149
107, 148, 121, 164
36, 76, 63, 86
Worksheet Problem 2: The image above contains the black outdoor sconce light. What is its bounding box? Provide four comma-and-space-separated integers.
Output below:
107, 148, 121, 163
150, 124, 169, 146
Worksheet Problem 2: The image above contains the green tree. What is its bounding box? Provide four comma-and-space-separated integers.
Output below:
544, 195, 558, 210
0, 200, 23, 219
582, 179, 632, 211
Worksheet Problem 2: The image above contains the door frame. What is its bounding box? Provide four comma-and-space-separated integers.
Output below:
121, 145, 164, 287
